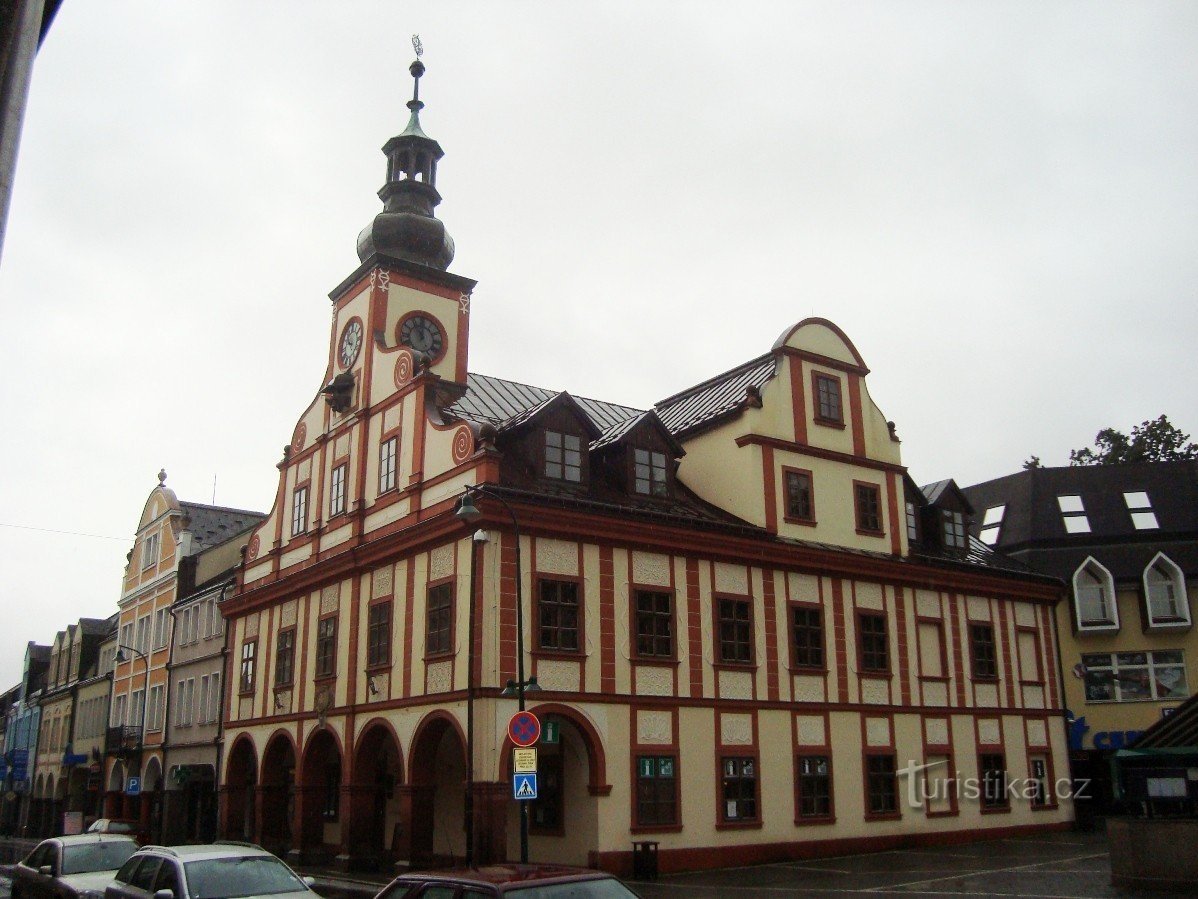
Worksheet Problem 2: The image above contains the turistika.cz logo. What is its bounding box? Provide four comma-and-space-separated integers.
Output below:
896, 759, 1088, 807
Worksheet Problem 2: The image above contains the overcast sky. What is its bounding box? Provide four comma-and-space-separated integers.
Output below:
1, 1, 1195, 690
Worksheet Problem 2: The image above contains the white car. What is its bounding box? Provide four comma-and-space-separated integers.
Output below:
104, 843, 317, 899
12, 834, 139, 899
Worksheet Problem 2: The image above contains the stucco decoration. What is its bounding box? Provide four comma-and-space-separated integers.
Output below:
1023, 685, 1045, 709
924, 718, 949, 746
281, 600, 297, 629
246, 534, 260, 561
632, 552, 670, 587
923, 681, 948, 707
978, 719, 1001, 745
795, 715, 825, 746
1015, 603, 1037, 627
394, 349, 414, 387
714, 562, 748, 595
429, 544, 454, 582
244, 615, 260, 639
451, 425, 474, 464
275, 689, 292, 715
634, 666, 672, 696
637, 710, 672, 745
320, 585, 340, 615
975, 683, 999, 708
426, 661, 452, 695
861, 679, 889, 705
372, 566, 394, 599
916, 590, 940, 618
866, 717, 891, 747
793, 675, 823, 703
720, 713, 753, 745
967, 597, 991, 621
291, 422, 307, 454
536, 538, 578, 576
788, 572, 819, 602
856, 581, 884, 611
536, 659, 581, 692
718, 669, 752, 700
1027, 719, 1048, 747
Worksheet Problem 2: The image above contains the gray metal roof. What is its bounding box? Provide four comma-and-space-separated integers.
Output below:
447, 373, 642, 433
655, 353, 776, 437
179, 502, 266, 552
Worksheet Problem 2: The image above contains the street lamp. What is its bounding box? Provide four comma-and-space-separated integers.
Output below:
455, 485, 542, 865
113, 644, 150, 774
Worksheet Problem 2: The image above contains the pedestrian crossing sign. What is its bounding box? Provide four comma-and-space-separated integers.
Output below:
513, 772, 538, 800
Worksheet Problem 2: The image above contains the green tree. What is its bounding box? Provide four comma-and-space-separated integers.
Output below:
1069, 415, 1198, 466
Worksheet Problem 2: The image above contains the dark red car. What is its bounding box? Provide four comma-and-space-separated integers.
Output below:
376, 865, 641, 898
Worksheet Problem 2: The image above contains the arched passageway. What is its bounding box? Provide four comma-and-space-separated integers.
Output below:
407, 713, 467, 868
260, 734, 297, 856
348, 722, 404, 869
222, 738, 257, 842
298, 729, 342, 863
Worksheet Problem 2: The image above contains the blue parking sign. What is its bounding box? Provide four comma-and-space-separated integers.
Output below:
513, 773, 537, 800
126, 776, 141, 796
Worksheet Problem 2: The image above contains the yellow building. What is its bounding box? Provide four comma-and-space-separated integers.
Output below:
220, 56, 1073, 874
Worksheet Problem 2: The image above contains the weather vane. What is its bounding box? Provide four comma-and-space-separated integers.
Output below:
411, 34, 423, 58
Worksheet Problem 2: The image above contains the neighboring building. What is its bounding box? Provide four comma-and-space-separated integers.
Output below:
962, 461, 1198, 812
72, 615, 118, 823
220, 57, 1073, 874
104, 473, 263, 842
4, 642, 48, 835
0, 682, 22, 833
161, 530, 248, 844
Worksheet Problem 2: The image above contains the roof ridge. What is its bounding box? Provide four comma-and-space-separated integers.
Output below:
179, 501, 267, 518
466, 371, 642, 417
655, 352, 774, 407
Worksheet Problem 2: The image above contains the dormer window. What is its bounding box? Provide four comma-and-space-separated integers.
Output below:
1144, 553, 1189, 627
979, 505, 1005, 545
1057, 495, 1091, 534
634, 448, 668, 496
1124, 491, 1159, 530
812, 373, 843, 425
942, 510, 967, 550
545, 430, 582, 482
904, 502, 919, 543
1073, 558, 1119, 631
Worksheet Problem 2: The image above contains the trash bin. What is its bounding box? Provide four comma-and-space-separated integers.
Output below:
631, 840, 659, 879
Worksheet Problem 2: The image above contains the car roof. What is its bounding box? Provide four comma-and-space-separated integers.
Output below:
53, 835, 138, 846
135, 844, 279, 863
392, 865, 613, 887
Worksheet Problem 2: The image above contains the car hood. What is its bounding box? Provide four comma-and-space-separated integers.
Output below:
59, 871, 119, 892
206, 891, 314, 899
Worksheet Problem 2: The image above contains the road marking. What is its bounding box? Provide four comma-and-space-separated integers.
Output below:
864, 852, 1109, 892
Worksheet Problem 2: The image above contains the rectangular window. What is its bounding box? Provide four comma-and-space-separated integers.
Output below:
1029, 756, 1051, 808
866, 754, 898, 816
980, 504, 1005, 545
209, 672, 220, 722
635, 755, 678, 827
426, 583, 453, 656
329, 463, 347, 517
1082, 650, 1188, 703
544, 430, 582, 482
784, 469, 814, 522
797, 755, 832, 819
634, 448, 668, 496
721, 756, 758, 822
970, 623, 997, 679
136, 616, 150, 654
130, 689, 145, 732
199, 601, 211, 640
175, 680, 187, 726
1057, 494, 1091, 533
980, 753, 1008, 809
813, 373, 843, 424
858, 612, 889, 673
198, 675, 210, 725
717, 597, 752, 664
240, 640, 257, 693
119, 623, 134, 653
275, 628, 295, 687
368, 601, 392, 667
112, 694, 127, 728
538, 579, 580, 652
855, 482, 883, 534
141, 533, 159, 570
379, 437, 398, 493
315, 616, 337, 678
1123, 491, 1158, 530
790, 606, 824, 669
634, 590, 673, 659
291, 486, 308, 536
148, 684, 164, 731
942, 510, 967, 549
153, 608, 169, 649
905, 501, 920, 542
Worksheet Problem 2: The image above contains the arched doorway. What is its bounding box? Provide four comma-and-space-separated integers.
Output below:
349, 721, 404, 869
298, 729, 342, 863
32, 774, 46, 837
223, 737, 257, 841
260, 733, 297, 855
142, 757, 163, 843
408, 712, 467, 868
52, 777, 68, 837
105, 761, 126, 818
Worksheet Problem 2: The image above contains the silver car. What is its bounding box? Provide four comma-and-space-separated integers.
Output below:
11, 834, 139, 899
103, 843, 316, 899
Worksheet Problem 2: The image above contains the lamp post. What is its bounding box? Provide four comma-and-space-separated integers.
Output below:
113, 643, 150, 791
455, 485, 542, 865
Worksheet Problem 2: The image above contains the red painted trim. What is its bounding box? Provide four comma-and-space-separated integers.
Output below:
500, 533, 517, 684
762, 445, 778, 534
495, 702, 609, 793
685, 558, 704, 699
402, 559, 415, 699
1041, 604, 1060, 710
886, 471, 902, 556
598, 547, 616, 694
847, 373, 866, 458
455, 291, 470, 384
735, 433, 906, 476
762, 569, 780, 702
788, 358, 808, 445
831, 579, 849, 704
947, 594, 967, 707
995, 599, 1016, 707
409, 382, 427, 490
893, 586, 911, 706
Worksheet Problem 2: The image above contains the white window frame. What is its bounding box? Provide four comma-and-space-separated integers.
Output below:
141, 532, 160, 570
291, 486, 309, 537
1143, 552, 1190, 627
1123, 491, 1159, 530
1057, 495, 1092, 534
1073, 557, 1120, 632
135, 616, 150, 654
979, 504, 1005, 545
1082, 650, 1189, 703
147, 684, 164, 732
153, 608, 169, 649
379, 438, 398, 493
209, 671, 221, 722
330, 463, 347, 516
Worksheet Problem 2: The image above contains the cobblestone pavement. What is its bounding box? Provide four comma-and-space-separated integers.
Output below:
628, 830, 1175, 899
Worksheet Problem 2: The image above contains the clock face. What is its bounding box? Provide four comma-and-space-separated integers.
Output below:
398, 314, 445, 360
339, 319, 363, 369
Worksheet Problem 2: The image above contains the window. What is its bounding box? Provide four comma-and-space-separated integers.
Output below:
1057, 494, 1091, 534
717, 597, 752, 664
635, 755, 677, 827
634, 590, 673, 658
378, 438, 397, 493
1073, 559, 1118, 629
721, 757, 758, 822
866, 754, 898, 816
969, 623, 997, 679
153, 608, 169, 649
858, 612, 889, 673
368, 601, 392, 666
544, 430, 582, 482
797, 755, 832, 819
855, 483, 882, 534
135, 616, 150, 654
119, 622, 134, 651
112, 694, 127, 728
784, 469, 814, 522
980, 753, 1008, 809
813, 373, 843, 424
141, 533, 159, 570
979, 504, 1005, 545
1144, 554, 1188, 625
942, 510, 966, 550
239, 641, 257, 693
291, 486, 308, 536
199, 601, 211, 640
905, 501, 919, 543
210, 600, 223, 637
198, 676, 210, 725
1124, 491, 1158, 530
1029, 756, 1051, 808
148, 684, 164, 731
1082, 650, 1188, 702
329, 463, 347, 516
537, 579, 579, 652
426, 583, 453, 656
275, 628, 295, 687
790, 606, 824, 669
209, 672, 220, 722
130, 689, 144, 732
315, 616, 337, 678
634, 448, 668, 496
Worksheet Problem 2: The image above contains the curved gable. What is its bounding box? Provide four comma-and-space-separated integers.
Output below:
773, 317, 869, 371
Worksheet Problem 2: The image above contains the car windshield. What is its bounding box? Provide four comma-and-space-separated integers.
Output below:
184, 856, 307, 899
61, 842, 137, 875
508, 880, 639, 898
